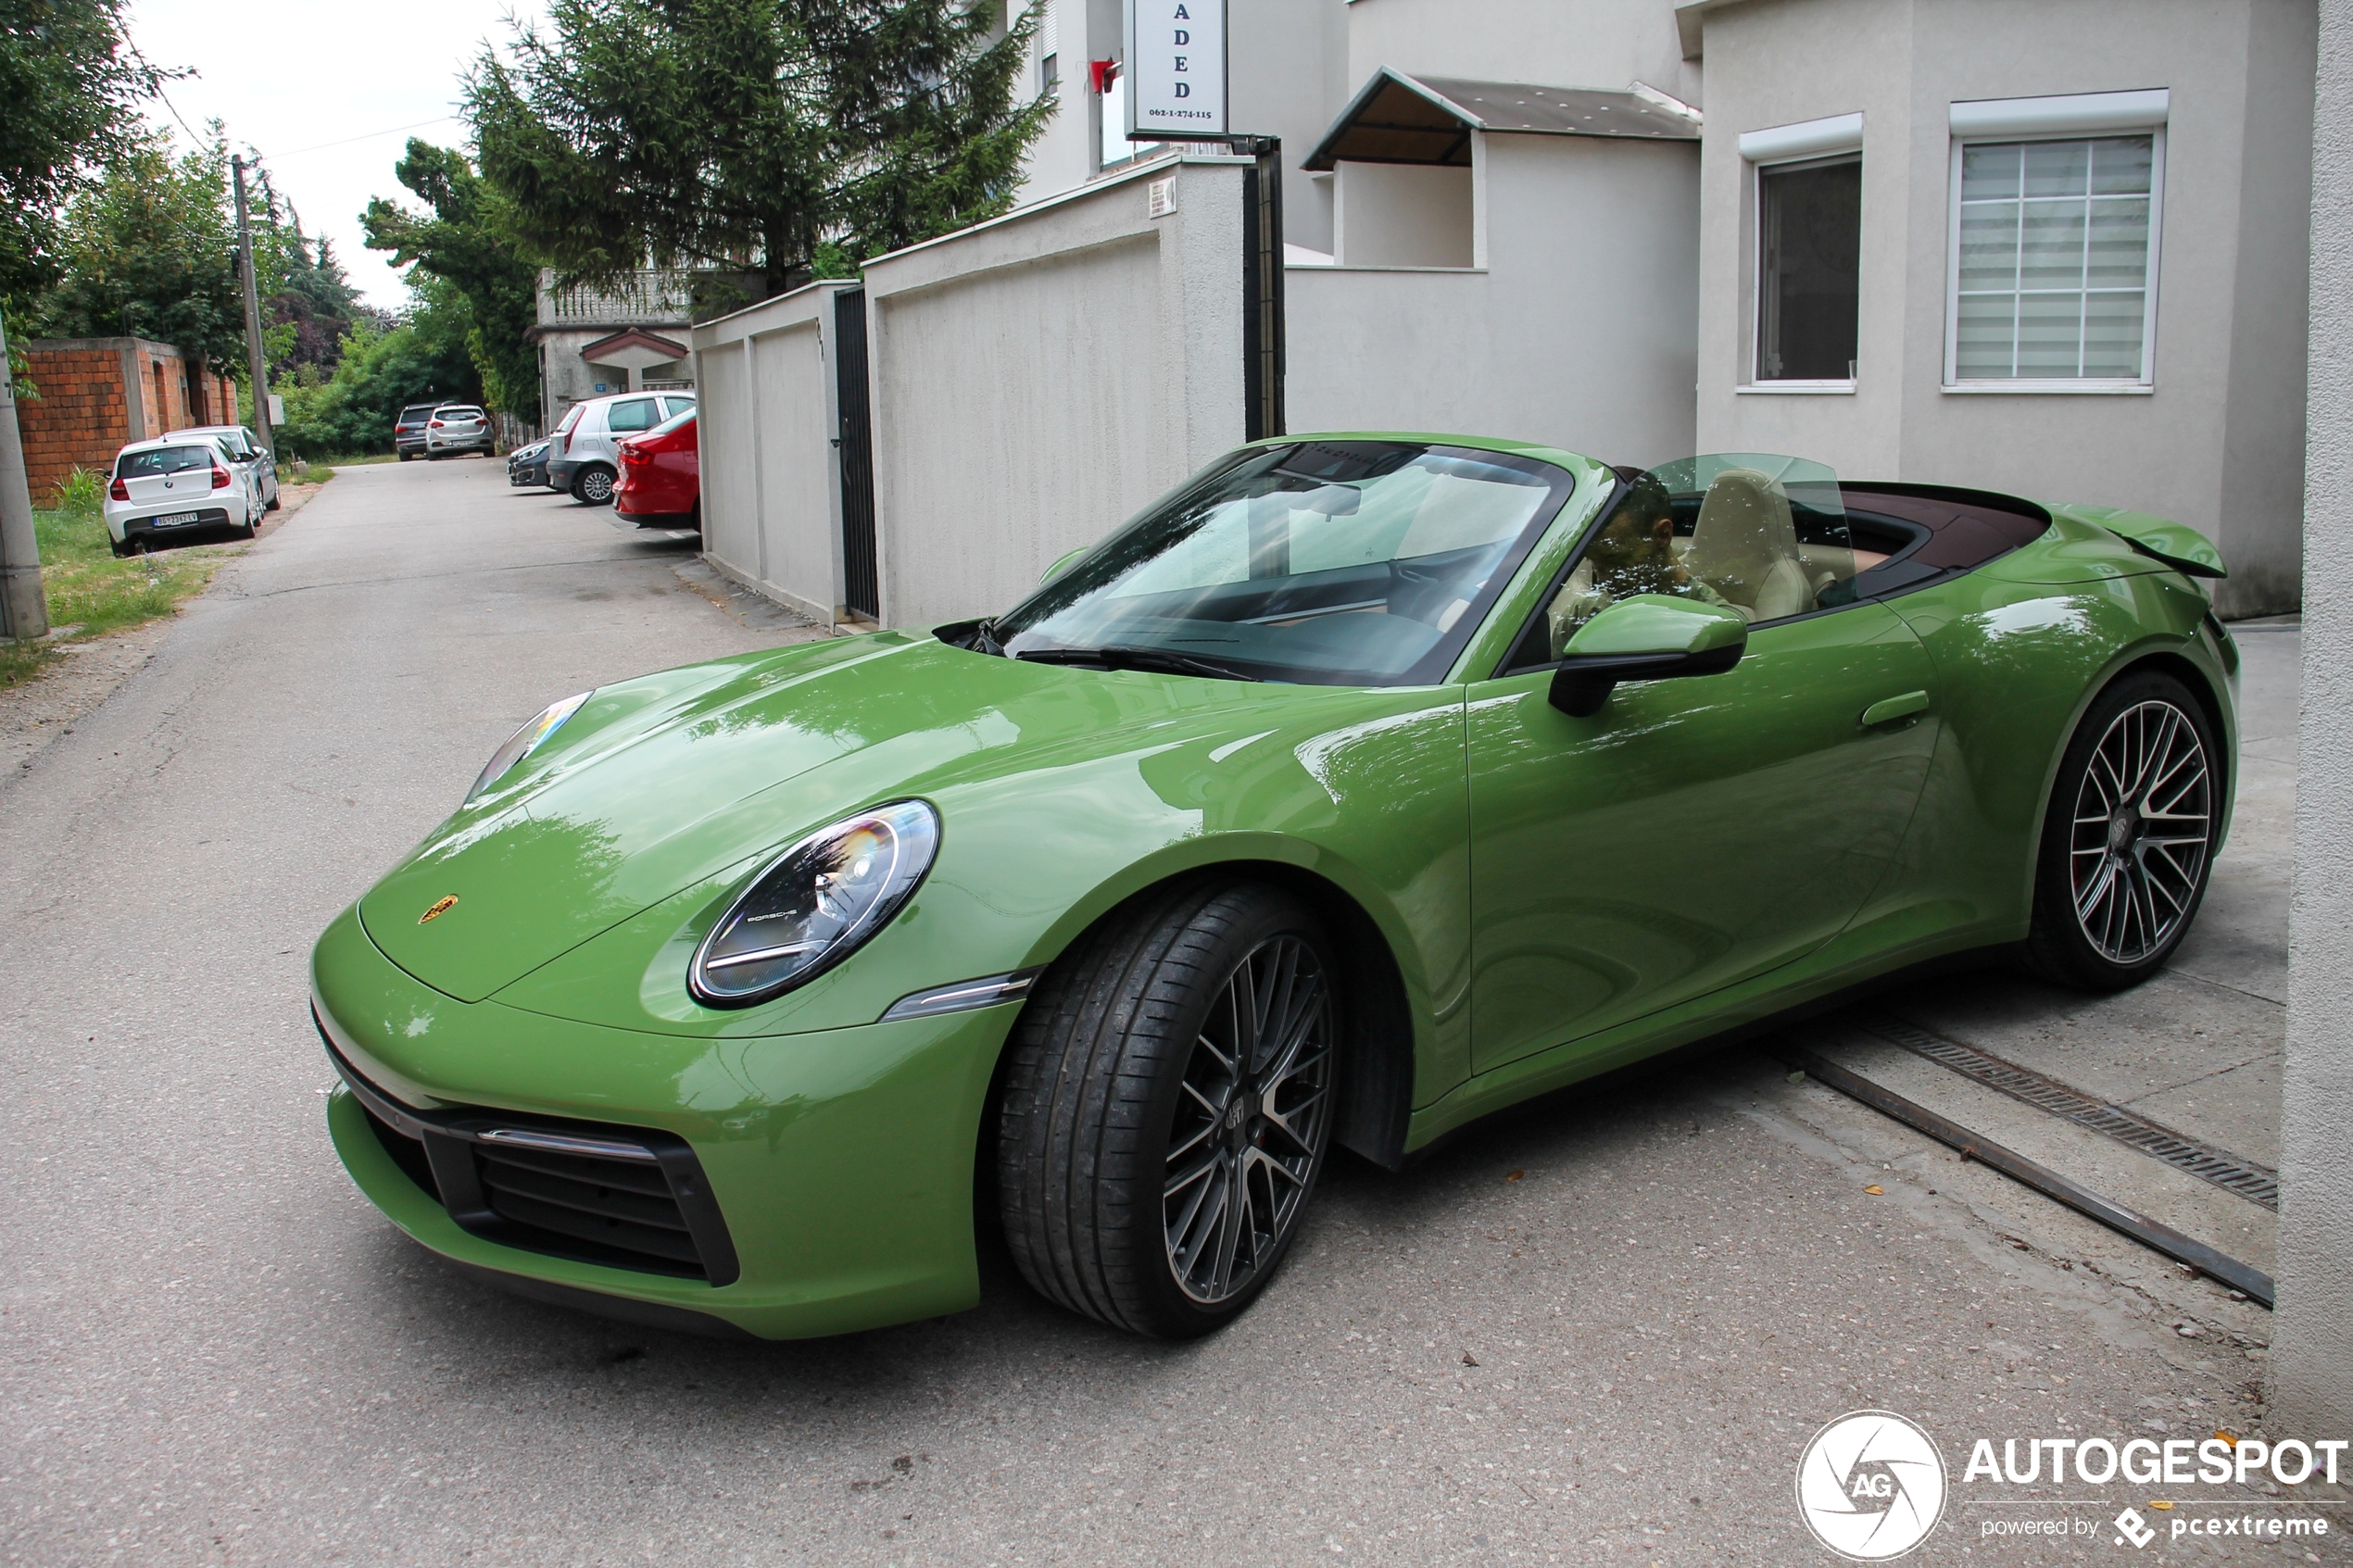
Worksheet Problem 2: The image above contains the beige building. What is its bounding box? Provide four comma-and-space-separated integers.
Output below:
1005, 0, 2314, 615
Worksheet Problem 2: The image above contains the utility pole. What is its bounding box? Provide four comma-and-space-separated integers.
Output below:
0, 308, 48, 642
232, 155, 275, 458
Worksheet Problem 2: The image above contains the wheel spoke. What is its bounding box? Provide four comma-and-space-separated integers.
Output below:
2075, 855, 2119, 922
1164, 1148, 1217, 1199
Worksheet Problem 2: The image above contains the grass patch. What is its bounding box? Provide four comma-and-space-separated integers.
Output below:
0, 507, 244, 690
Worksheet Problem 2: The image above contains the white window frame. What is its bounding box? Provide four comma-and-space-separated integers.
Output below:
1943, 89, 2168, 395
1738, 112, 1864, 395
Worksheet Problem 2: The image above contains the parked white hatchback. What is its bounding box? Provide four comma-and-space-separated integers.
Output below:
103, 434, 259, 557
546, 390, 695, 504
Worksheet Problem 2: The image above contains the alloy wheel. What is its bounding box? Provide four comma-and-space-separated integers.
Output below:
1163, 934, 1334, 1304
580, 470, 613, 504
2068, 698, 2212, 964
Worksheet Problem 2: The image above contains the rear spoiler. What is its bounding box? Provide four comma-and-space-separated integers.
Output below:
2051, 504, 2227, 579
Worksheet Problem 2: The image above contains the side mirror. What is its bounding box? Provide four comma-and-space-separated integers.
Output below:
1040, 546, 1087, 584
1547, 594, 1747, 718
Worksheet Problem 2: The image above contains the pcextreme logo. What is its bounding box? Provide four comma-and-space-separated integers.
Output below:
1795, 1411, 1947, 1560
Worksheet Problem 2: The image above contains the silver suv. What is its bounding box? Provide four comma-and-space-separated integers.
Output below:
547, 390, 696, 504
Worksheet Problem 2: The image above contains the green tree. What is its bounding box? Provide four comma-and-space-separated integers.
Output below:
30, 125, 250, 373
0, 0, 157, 305
467, 0, 1053, 300
361, 139, 542, 416
265, 217, 366, 377
275, 276, 482, 457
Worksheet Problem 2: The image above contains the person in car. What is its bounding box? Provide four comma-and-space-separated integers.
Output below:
1544, 469, 1733, 655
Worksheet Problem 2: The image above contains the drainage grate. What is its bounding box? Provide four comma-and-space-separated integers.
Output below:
1850, 1010, 2280, 1212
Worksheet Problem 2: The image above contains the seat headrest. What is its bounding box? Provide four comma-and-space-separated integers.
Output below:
1687, 468, 1803, 609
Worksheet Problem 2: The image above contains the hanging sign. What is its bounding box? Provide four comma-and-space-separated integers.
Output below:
1123, 0, 1226, 140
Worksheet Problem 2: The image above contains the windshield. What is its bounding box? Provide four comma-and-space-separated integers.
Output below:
987, 441, 1577, 685
648, 408, 696, 437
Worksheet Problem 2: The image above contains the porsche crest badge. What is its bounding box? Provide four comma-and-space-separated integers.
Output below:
419, 895, 459, 925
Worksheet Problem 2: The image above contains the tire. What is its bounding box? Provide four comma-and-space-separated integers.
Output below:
266, 495, 281, 512
572, 467, 616, 506
109, 539, 130, 558
997, 880, 1340, 1338
2023, 671, 2221, 990
398, 452, 413, 462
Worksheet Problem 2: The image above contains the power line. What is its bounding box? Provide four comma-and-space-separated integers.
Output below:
269, 116, 465, 159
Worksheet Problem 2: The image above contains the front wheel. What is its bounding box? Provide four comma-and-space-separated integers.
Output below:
2024, 671, 2221, 989
572, 467, 615, 505
997, 881, 1339, 1338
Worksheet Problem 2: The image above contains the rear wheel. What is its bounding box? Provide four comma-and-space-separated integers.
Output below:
997, 881, 1338, 1338
572, 466, 615, 506
2024, 671, 2220, 989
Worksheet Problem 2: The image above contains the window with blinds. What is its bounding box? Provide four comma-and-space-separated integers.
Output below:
1950, 134, 2160, 383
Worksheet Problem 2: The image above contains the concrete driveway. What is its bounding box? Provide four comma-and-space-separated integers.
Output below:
1, 458, 2335, 1565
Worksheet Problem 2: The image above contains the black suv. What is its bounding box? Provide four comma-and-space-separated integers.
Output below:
394, 404, 440, 461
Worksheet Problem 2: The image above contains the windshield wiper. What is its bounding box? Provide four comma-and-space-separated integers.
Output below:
1014, 645, 1261, 683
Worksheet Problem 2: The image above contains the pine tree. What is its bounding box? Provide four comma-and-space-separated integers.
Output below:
466, 0, 1054, 301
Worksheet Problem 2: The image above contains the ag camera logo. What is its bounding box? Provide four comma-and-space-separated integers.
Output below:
1796, 1410, 1948, 1560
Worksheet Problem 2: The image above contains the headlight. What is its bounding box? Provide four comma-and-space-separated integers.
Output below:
690, 800, 940, 1009
466, 692, 589, 802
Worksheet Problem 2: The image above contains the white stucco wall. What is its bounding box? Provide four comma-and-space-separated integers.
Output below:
861, 157, 1250, 628
1344, 0, 1698, 108
1290, 131, 1699, 467
1692, 0, 2314, 618
1014, 0, 1350, 253
689, 282, 852, 627
2271, 0, 2353, 1441
1334, 162, 1476, 267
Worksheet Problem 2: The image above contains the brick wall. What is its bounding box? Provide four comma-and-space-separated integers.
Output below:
15, 338, 243, 502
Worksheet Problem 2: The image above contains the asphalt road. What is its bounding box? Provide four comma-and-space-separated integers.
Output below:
1, 458, 2337, 1566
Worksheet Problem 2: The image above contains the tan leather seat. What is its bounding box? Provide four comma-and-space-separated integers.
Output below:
1685, 468, 1814, 621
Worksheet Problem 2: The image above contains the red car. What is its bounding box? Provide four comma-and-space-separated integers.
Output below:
612, 408, 698, 528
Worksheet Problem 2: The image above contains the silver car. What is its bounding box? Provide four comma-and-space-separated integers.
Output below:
424, 404, 495, 458
168, 423, 280, 513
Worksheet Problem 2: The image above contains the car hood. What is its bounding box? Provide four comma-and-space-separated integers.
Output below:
357, 632, 1277, 1003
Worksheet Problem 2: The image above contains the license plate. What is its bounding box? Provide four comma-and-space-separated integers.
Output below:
156, 511, 200, 526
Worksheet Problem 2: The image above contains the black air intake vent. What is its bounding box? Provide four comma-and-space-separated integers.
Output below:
318, 1011, 739, 1286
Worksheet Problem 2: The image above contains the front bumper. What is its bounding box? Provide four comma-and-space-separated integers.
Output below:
312, 903, 1015, 1339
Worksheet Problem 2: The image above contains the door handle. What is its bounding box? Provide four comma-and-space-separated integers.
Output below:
1859, 690, 1930, 728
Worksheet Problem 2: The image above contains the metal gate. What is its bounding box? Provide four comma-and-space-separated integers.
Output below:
833, 287, 880, 621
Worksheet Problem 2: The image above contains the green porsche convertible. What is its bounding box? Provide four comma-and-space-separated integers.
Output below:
312, 435, 2236, 1340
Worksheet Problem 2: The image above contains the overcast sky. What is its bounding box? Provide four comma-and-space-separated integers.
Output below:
126, 0, 547, 310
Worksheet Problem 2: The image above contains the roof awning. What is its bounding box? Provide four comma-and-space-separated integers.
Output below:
578, 327, 691, 363
1302, 69, 1702, 172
